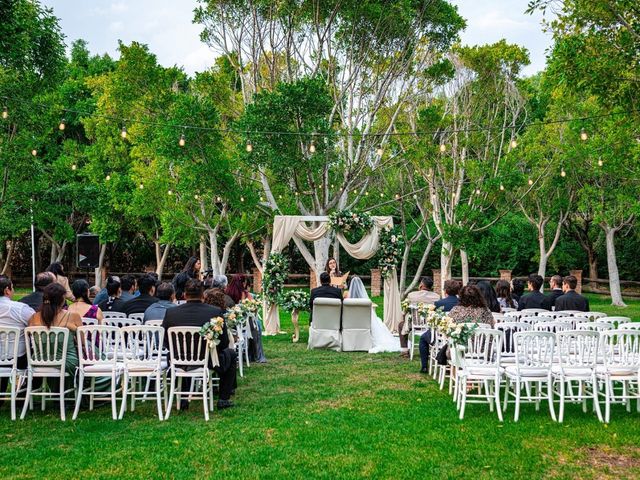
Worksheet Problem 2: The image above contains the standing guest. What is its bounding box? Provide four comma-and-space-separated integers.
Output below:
0, 276, 35, 398
511, 278, 525, 303
162, 280, 237, 410
119, 275, 137, 302
448, 285, 496, 326
543, 275, 564, 310
19, 272, 55, 311
46, 262, 74, 301
309, 272, 343, 324
399, 277, 440, 357
209, 275, 235, 308
143, 282, 177, 322
554, 275, 590, 312
98, 277, 126, 313
68, 279, 104, 324
517, 274, 548, 311
417, 280, 460, 372
496, 279, 518, 310
225, 274, 253, 304
122, 274, 159, 316
172, 256, 202, 301
476, 280, 501, 313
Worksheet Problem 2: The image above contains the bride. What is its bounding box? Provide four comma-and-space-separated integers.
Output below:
348, 277, 400, 353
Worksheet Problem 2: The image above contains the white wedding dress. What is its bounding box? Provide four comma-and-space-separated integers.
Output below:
348, 277, 401, 353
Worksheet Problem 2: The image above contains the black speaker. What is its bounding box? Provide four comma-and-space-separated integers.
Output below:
77, 233, 100, 269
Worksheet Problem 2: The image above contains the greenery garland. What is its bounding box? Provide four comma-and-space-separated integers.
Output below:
262, 252, 289, 304
327, 209, 374, 236
378, 225, 404, 278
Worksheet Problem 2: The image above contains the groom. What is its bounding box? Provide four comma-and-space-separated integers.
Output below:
309, 272, 343, 324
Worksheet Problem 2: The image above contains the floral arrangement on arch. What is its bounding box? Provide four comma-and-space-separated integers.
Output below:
199, 316, 225, 349
327, 210, 374, 235
377, 225, 404, 279
262, 252, 289, 304
280, 290, 311, 312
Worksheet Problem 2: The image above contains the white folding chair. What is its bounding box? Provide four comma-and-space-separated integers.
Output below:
618, 322, 640, 331
103, 311, 127, 319
308, 298, 342, 351
533, 321, 573, 333
552, 331, 603, 423
521, 309, 549, 316
492, 312, 507, 324
496, 322, 531, 366
0, 327, 26, 420
573, 311, 607, 321
342, 299, 373, 352
556, 310, 585, 316
455, 329, 504, 421
503, 331, 556, 421
119, 326, 166, 420
21, 327, 72, 421
519, 316, 542, 326
504, 311, 523, 321
501, 307, 517, 314
409, 305, 430, 361
599, 316, 631, 329
538, 311, 571, 320
128, 313, 145, 323
82, 317, 98, 326
165, 327, 212, 421
577, 322, 614, 332
146, 319, 163, 327
596, 330, 640, 423
72, 326, 123, 420
103, 317, 142, 329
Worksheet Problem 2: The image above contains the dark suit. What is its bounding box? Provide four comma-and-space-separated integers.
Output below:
542, 288, 564, 311
309, 284, 342, 324
19, 291, 44, 311
162, 300, 237, 400
554, 290, 590, 312
434, 295, 459, 313
517, 291, 548, 311
122, 294, 159, 316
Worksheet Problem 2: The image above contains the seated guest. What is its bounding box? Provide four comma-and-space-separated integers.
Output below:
204, 288, 228, 311
476, 280, 501, 313
554, 275, 590, 312
517, 274, 548, 311
511, 278, 525, 303
0, 276, 35, 398
417, 280, 460, 370
542, 275, 564, 310
399, 277, 440, 356
496, 279, 518, 310
122, 274, 159, 316
209, 275, 235, 308
225, 274, 253, 304
162, 280, 237, 410
68, 279, 104, 324
448, 285, 496, 326
119, 275, 137, 302
98, 277, 126, 313
309, 272, 342, 324
92, 274, 118, 306
144, 282, 176, 322
20, 272, 55, 311
89, 286, 100, 304
46, 262, 74, 301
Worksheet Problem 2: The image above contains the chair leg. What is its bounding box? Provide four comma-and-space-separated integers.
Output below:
494, 377, 503, 422
119, 372, 129, 420
559, 379, 565, 423
514, 379, 521, 422
459, 378, 467, 420
10, 371, 17, 421
89, 377, 95, 411
547, 376, 556, 422
59, 373, 66, 421
72, 372, 84, 420
165, 372, 176, 420
202, 373, 209, 422
503, 378, 510, 412
155, 373, 163, 421
20, 373, 33, 420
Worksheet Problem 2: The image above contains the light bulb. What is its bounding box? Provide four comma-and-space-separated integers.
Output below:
168, 190, 173, 195
31, 149, 37, 157
439, 143, 446, 153
309, 142, 316, 153
561, 169, 566, 177
246, 141, 253, 152
59, 119, 66, 131
2, 107, 7, 119
121, 126, 127, 139
216, 196, 221, 202
598, 158, 603, 167
580, 129, 587, 141
510, 139, 517, 149
330, 184, 334, 189
179, 133, 185, 147
379, 193, 384, 198
365, 191, 369, 196
105, 175, 111, 181
194, 194, 199, 200
499, 184, 505, 191
528, 178, 533, 185
139, 183, 144, 189
259, 196, 264, 202
376, 146, 383, 156
475, 189, 481, 195
395, 194, 400, 200
240, 196, 245, 202
71, 164, 77, 171
413, 194, 418, 199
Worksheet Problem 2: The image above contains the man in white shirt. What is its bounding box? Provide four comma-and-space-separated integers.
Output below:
0, 276, 35, 398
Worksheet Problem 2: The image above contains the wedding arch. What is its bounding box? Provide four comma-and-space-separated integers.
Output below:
263, 215, 403, 335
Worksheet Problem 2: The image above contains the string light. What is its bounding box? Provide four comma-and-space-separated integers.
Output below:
240, 196, 245, 202
598, 158, 603, 167
121, 125, 127, 139
395, 194, 400, 200
561, 169, 566, 177
475, 188, 481, 195
413, 194, 418, 200
309, 141, 316, 153
168, 189, 173, 195
2, 107, 7, 119
379, 193, 384, 198
216, 196, 222, 202
71, 163, 76, 171
246, 140, 253, 153
194, 194, 199, 200
439, 143, 446, 153
499, 184, 505, 191
31, 149, 37, 157
105, 175, 111, 181
58, 119, 66, 131
510, 139, 518, 149
139, 183, 144, 189
528, 178, 533, 185
376, 146, 383, 156
179, 133, 186, 147
365, 191, 369, 196
580, 128, 588, 141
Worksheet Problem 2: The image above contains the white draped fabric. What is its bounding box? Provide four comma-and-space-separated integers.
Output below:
263, 215, 402, 335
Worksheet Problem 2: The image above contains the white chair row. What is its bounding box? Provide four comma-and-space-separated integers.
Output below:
102, 311, 146, 323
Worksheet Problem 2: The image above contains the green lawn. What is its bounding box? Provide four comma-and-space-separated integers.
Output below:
1, 293, 640, 478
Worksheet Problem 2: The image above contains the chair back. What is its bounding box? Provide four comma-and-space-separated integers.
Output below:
598, 316, 631, 329
464, 329, 503, 367
533, 321, 573, 333
504, 311, 523, 321
599, 330, 640, 370
0, 327, 20, 368
538, 311, 571, 320
556, 331, 599, 368
496, 322, 531, 354
519, 316, 541, 325
492, 312, 507, 323
103, 317, 142, 329
120, 326, 164, 368
128, 313, 145, 322
573, 311, 607, 320
513, 331, 555, 372
167, 327, 209, 367
618, 322, 640, 331
312, 298, 342, 330
577, 322, 614, 332
501, 307, 517, 314
24, 327, 69, 367
82, 317, 98, 326
76, 326, 120, 367
145, 319, 163, 327
521, 308, 548, 316
103, 311, 126, 319
342, 299, 372, 330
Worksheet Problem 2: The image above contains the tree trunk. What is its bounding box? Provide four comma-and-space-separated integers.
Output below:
1, 240, 14, 276
440, 240, 454, 290
313, 235, 332, 285
603, 225, 626, 307
332, 237, 340, 268
460, 249, 469, 286
55, 240, 67, 263
537, 234, 548, 280
154, 241, 171, 278
587, 251, 598, 289
199, 236, 209, 272
93, 243, 107, 289
50, 242, 57, 264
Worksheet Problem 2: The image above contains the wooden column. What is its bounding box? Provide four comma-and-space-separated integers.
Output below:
252, 268, 262, 293
432, 269, 442, 297
370, 269, 381, 297
570, 269, 583, 294
310, 269, 318, 290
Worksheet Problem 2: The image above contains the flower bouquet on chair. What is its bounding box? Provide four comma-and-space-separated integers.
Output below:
199, 316, 225, 351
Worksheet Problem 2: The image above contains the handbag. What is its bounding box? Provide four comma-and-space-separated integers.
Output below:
436, 345, 449, 365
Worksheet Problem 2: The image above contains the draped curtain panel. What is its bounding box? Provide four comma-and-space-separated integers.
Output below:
263, 215, 402, 335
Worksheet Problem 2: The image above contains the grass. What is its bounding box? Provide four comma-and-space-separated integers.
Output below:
1, 292, 640, 478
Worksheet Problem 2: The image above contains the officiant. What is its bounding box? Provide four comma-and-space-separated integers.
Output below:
325, 257, 348, 289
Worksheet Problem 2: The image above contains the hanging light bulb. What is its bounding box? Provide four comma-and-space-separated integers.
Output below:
31, 149, 37, 157
413, 194, 418, 200
439, 143, 446, 153
105, 174, 111, 181
395, 193, 400, 200
216, 196, 222, 202
2, 106, 7, 119
59, 119, 66, 131
240, 196, 245, 202
365, 191, 369, 196
309, 141, 316, 153
499, 184, 505, 191
246, 140, 253, 152
179, 133, 186, 147
376, 146, 383, 156
561, 169, 566, 177
259, 196, 264, 202
475, 188, 481, 195
139, 183, 144, 189
168, 189, 173, 195
379, 193, 384, 198
121, 126, 127, 139
528, 178, 533, 186
510, 139, 518, 149
194, 194, 199, 200
580, 129, 588, 141
598, 158, 603, 167
71, 163, 77, 171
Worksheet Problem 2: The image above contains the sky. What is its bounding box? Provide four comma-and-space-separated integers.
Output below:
42, 0, 554, 77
